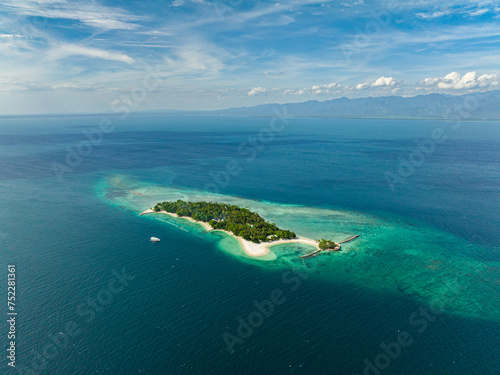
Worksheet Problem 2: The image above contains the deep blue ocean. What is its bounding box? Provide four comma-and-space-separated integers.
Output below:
0, 114, 499, 374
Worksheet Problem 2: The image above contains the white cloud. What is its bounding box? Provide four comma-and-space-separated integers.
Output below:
258, 15, 295, 27
175, 0, 339, 31
353, 76, 399, 90
273, 82, 343, 96
467, 8, 490, 17
0, 0, 144, 30
248, 87, 267, 96
310, 82, 342, 94
0, 76, 112, 92
316, 82, 340, 89
419, 71, 499, 90
137, 30, 173, 37
253, 71, 499, 100
416, 10, 453, 19
0, 33, 32, 55
477, 73, 499, 87
371, 76, 397, 87
48, 44, 135, 64
161, 43, 226, 77
176, 49, 222, 72
0, 33, 23, 38
416, 5, 493, 20
169, 0, 206, 7
340, 0, 365, 7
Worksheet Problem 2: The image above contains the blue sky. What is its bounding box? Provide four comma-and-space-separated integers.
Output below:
1, 0, 499, 114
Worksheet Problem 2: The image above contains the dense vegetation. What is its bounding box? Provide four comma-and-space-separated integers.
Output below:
317, 238, 339, 250
154, 200, 296, 243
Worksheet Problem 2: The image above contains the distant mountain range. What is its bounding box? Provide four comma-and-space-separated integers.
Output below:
215, 90, 500, 120
5, 90, 500, 120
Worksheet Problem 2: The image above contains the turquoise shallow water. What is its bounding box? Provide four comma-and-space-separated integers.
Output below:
0, 115, 499, 374
97, 174, 500, 321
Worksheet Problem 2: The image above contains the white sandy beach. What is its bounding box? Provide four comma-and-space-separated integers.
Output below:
140, 208, 320, 257
141, 209, 213, 231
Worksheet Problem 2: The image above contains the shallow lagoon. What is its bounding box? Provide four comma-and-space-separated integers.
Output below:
97, 174, 500, 321
2, 115, 499, 374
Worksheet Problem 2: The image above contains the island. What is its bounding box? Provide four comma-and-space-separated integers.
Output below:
141, 200, 347, 258
318, 239, 339, 250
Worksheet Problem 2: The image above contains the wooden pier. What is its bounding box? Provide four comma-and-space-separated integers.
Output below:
300, 249, 323, 259
300, 235, 359, 259
338, 234, 360, 244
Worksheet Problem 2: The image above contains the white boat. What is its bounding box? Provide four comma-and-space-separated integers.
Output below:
150, 237, 161, 242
